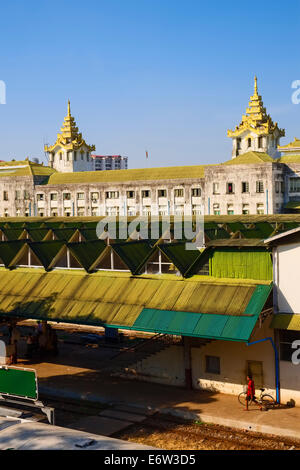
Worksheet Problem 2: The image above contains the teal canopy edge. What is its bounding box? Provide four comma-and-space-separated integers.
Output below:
107, 283, 273, 343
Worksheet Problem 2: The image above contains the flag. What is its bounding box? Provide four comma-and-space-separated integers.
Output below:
145, 150, 148, 159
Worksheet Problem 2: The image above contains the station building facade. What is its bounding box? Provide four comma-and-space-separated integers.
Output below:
0, 78, 300, 218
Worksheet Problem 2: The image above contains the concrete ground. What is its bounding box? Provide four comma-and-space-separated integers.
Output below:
10, 338, 300, 441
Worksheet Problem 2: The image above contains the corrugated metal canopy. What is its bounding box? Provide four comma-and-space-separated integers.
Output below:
270, 314, 300, 331
0, 268, 272, 342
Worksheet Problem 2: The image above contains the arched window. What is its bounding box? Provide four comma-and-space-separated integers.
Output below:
248, 138, 251, 148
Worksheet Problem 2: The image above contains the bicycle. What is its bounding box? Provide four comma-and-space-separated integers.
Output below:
238, 388, 276, 410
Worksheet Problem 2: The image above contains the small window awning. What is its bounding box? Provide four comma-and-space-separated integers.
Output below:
270, 314, 300, 331
0, 269, 272, 343
284, 202, 300, 210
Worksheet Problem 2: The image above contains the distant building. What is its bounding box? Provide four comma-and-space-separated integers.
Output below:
92, 155, 128, 171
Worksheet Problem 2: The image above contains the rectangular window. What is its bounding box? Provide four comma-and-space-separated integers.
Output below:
289, 178, 300, 193
213, 203, 220, 215
142, 206, 151, 216
256, 181, 264, 193
91, 192, 99, 201
227, 204, 234, 215
142, 190, 151, 198
105, 191, 119, 199
158, 189, 167, 197
74, 151, 77, 161
226, 182, 234, 194
192, 205, 202, 215
281, 182, 285, 193
175, 205, 184, 215
258, 136, 263, 149
24, 190, 30, 200
205, 356, 220, 375
15, 190, 21, 201
213, 182, 220, 195
242, 204, 250, 215
36, 194, 44, 201
275, 181, 280, 193
192, 188, 201, 197
3, 191, 8, 201
127, 190, 135, 199
77, 192, 85, 200
241, 182, 249, 193
50, 193, 58, 201
256, 203, 264, 215
63, 193, 71, 200
174, 188, 184, 198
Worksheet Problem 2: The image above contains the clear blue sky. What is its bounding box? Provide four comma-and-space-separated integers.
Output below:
0, 0, 299, 168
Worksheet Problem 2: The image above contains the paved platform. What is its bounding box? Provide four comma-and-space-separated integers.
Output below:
13, 350, 300, 441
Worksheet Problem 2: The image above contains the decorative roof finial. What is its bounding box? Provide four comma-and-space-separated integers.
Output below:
254, 76, 258, 95
67, 99, 71, 117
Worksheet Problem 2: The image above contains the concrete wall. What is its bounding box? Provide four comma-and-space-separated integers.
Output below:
276, 242, 300, 314
124, 318, 300, 403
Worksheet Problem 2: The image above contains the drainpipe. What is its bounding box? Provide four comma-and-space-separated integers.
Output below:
208, 197, 210, 215
246, 336, 280, 404
266, 189, 269, 214
183, 336, 192, 390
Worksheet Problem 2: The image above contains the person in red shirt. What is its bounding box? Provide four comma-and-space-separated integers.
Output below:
245, 375, 262, 411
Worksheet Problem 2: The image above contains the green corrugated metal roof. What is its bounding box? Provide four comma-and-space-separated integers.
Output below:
253, 222, 275, 238
26, 228, 51, 242
131, 283, 271, 341
284, 202, 300, 210
225, 222, 246, 233
205, 228, 230, 240
52, 228, 79, 242
79, 228, 98, 241
67, 239, 108, 272
28, 241, 66, 270
1, 228, 26, 241
0, 268, 271, 342
0, 240, 28, 268
239, 229, 264, 239
112, 240, 155, 275
158, 242, 201, 277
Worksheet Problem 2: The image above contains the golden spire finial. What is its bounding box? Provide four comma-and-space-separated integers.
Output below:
254, 76, 258, 95
67, 99, 71, 117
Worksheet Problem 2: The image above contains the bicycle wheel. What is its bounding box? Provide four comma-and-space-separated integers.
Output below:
238, 392, 252, 407
261, 394, 276, 409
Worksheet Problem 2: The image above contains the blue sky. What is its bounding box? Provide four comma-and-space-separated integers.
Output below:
0, 0, 299, 168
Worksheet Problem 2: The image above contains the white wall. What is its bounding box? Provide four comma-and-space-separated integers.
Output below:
277, 243, 300, 314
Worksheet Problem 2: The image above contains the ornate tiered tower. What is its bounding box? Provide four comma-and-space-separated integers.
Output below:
227, 77, 285, 159
45, 101, 95, 173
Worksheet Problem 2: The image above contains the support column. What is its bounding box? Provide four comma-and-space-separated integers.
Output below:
183, 336, 192, 390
